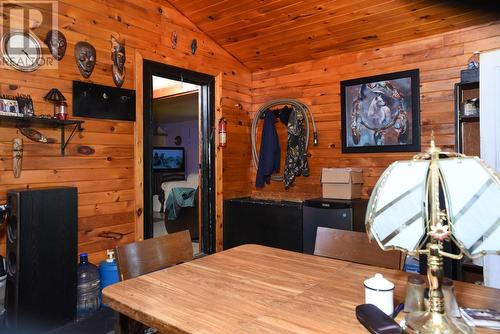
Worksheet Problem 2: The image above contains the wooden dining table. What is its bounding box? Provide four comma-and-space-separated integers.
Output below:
103, 244, 500, 334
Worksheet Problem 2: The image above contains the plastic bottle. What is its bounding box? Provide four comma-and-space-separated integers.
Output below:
76, 253, 101, 321
99, 250, 119, 306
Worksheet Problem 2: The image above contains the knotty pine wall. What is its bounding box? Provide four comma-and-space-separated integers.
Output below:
251, 21, 500, 201
0, 0, 252, 262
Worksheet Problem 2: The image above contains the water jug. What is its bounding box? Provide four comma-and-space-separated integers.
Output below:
99, 250, 119, 306
76, 253, 100, 321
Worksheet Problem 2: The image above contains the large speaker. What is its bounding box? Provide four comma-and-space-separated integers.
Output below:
6, 187, 78, 330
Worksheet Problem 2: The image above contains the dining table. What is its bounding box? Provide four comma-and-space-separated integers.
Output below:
103, 244, 500, 334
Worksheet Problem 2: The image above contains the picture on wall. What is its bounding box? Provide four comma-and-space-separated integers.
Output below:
340, 69, 420, 153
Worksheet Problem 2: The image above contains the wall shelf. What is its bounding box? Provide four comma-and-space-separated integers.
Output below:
0, 115, 85, 156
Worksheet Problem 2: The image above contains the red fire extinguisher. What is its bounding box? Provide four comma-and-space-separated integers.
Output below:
219, 118, 227, 147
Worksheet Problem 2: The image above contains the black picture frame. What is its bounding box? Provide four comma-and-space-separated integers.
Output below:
17, 95, 35, 117
340, 69, 420, 153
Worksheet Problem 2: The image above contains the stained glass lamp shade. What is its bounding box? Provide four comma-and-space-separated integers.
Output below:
365, 139, 500, 334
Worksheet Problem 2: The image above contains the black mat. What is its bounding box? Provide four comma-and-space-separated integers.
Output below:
48, 308, 116, 334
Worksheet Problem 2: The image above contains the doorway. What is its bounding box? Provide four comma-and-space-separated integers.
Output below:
143, 60, 216, 254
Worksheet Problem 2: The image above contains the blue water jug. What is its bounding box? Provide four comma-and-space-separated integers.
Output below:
99, 250, 119, 306
76, 253, 101, 321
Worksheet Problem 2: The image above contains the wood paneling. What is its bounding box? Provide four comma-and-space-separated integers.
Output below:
250, 21, 500, 201
169, 0, 499, 70
0, 0, 252, 263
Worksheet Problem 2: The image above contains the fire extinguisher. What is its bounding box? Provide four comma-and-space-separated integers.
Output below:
219, 118, 227, 147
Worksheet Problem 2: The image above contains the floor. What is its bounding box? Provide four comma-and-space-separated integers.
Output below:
48, 308, 116, 334
153, 211, 200, 255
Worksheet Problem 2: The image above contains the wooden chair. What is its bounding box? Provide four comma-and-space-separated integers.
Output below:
314, 227, 402, 270
114, 230, 193, 333
115, 229, 193, 281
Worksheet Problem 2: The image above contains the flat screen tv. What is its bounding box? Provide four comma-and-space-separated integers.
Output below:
152, 147, 185, 173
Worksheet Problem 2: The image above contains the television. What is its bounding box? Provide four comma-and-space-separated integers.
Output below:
152, 147, 185, 173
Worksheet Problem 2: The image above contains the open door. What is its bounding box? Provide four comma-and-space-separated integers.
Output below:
143, 61, 216, 255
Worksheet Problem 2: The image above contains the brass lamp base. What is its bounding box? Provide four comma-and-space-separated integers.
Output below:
403, 311, 473, 334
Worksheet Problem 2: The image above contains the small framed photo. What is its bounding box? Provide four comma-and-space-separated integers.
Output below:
340, 69, 421, 153
0, 98, 20, 117
17, 95, 35, 117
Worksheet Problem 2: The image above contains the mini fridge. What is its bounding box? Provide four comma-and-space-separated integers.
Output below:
302, 198, 367, 254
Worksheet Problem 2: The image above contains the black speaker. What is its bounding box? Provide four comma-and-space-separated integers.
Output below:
6, 187, 78, 331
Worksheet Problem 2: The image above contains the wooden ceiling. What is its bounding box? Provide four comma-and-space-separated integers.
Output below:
167, 0, 499, 70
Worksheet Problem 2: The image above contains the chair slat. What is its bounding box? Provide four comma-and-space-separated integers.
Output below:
115, 230, 193, 281
314, 227, 401, 270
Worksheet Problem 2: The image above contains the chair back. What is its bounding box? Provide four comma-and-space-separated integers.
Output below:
115, 230, 193, 280
314, 227, 402, 270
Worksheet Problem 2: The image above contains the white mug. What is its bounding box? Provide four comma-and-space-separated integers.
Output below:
364, 273, 394, 316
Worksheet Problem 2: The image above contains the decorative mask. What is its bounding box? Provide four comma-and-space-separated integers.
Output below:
111, 36, 125, 87
74, 41, 96, 79
171, 31, 177, 49
191, 39, 197, 55
44, 30, 66, 61
12, 138, 23, 178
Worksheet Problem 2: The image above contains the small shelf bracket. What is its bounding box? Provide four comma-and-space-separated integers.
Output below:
0, 115, 85, 157
61, 123, 84, 156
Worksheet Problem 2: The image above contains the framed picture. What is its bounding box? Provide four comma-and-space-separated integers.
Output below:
17, 95, 35, 117
340, 69, 420, 153
0, 98, 20, 116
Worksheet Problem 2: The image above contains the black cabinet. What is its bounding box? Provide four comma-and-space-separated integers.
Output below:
223, 198, 303, 252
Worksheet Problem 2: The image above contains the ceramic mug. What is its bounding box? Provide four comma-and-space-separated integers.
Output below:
364, 273, 394, 316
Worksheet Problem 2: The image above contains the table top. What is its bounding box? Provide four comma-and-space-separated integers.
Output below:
103, 244, 500, 334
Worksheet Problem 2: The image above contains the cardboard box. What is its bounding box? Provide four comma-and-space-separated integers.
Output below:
321, 168, 363, 199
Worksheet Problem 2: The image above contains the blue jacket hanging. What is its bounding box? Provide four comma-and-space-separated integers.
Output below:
256, 111, 280, 188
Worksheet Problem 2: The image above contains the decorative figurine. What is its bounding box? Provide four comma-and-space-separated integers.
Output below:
191, 39, 197, 54
111, 36, 125, 88
467, 51, 480, 70
12, 138, 23, 178
171, 31, 177, 49
74, 41, 96, 78
44, 29, 67, 61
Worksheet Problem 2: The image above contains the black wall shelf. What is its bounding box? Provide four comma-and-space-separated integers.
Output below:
0, 115, 85, 156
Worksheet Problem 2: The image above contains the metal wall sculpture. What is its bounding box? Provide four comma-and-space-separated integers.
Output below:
111, 36, 126, 88
341, 69, 420, 153
44, 30, 67, 61
74, 41, 96, 79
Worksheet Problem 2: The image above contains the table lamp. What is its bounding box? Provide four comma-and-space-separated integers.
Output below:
365, 136, 500, 334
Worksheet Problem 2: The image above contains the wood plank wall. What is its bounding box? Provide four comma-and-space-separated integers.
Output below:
0, 0, 252, 262
250, 21, 500, 201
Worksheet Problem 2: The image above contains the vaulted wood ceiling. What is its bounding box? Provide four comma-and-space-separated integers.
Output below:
168, 0, 499, 70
